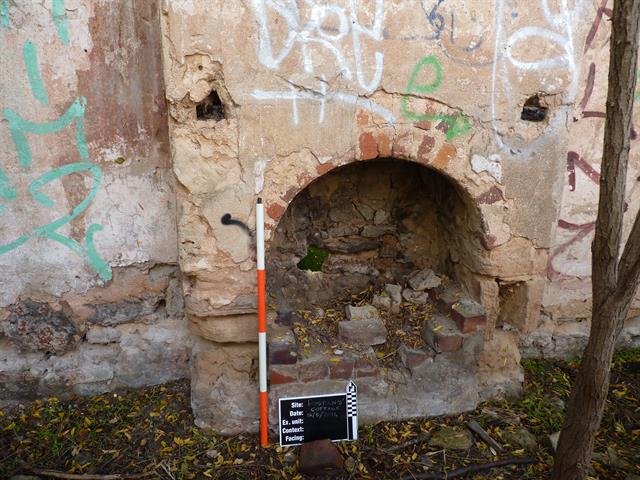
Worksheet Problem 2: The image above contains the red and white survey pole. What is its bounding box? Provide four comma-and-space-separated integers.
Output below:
256, 198, 268, 447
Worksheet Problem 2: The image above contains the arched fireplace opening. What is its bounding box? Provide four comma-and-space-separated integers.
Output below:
267, 158, 484, 312
265, 158, 491, 421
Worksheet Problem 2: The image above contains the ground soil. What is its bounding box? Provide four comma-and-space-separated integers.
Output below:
1, 350, 639, 479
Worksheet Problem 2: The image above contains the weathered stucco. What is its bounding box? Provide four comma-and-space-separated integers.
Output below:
0, 2, 188, 404
1, 0, 639, 433
159, 0, 640, 431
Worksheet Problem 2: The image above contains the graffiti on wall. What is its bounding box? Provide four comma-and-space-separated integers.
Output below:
400, 55, 472, 140
0, 2, 112, 281
547, 0, 639, 281
250, 0, 395, 124
491, 0, 587, 155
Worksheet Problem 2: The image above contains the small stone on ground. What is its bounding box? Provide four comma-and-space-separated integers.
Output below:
402, 288, 428, 305
501, 428, 538, 450
548, 431, 561, 451
345, 304, 380, 321
407, 268, 442, 291
338, 318, 387, 345
385, 284, 402, 304
429, 426, 474, 451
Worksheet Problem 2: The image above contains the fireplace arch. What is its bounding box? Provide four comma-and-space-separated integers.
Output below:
266, 157, 490, 313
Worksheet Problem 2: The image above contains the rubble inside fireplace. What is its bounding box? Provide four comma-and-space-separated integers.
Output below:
265, 160, 492, 424
267, 267, 488, 424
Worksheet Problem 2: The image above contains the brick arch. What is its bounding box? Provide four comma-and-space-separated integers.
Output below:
263, 142, 492, 246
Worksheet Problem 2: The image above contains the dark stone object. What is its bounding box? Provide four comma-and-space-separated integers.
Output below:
4, 300, 80, 353
299, 438, 345, 475
88, 296, 162, 326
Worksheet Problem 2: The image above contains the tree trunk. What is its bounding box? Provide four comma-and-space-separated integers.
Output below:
551, 0, 640, 479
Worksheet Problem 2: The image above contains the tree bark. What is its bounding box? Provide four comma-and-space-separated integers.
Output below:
551, 1, 640, 479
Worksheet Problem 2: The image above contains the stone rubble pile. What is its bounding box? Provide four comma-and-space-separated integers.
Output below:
267, 268, 489, 423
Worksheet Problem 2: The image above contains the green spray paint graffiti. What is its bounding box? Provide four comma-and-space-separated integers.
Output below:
51, 0, 69, 44
401, 55, 472, 140
0, 0, 8, 28
1, 18, 112, 281
3, 97, 88, 168
0, 104, 112, 281
0, 163, 110, 281
23, 41, 49, 106
1, 0, 67, 43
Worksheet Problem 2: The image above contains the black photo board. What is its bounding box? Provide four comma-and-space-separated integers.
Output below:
278, 381, 358, 446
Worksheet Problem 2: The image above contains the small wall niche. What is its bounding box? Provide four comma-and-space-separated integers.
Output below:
196, 89, 225, 121
521, 95, 548, 122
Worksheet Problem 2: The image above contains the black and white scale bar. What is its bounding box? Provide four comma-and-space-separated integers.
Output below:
346, 380, 358, 441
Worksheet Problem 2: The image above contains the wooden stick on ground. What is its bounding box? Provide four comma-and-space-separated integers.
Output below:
27, 467, 156, 480
466, 419, 503, 452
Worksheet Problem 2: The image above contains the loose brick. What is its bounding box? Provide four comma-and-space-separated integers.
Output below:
268, 326, 298, 365
338, 319, 387, 346
407, 268, 442, 291
437, 285, 464, 311
422, 314, 464, 352
354, 348, 381, 378
399, 344, 434, 374
269, 344, 298, 365
345, 304, 380, 321
402, 288, 428, 305
450, 298, 486, 334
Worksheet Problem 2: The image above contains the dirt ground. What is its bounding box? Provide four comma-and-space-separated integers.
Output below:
1, 349, 639, 480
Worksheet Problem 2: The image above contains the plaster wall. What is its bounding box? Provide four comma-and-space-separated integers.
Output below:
0, 0, 639, 433
0, 1, 189, 404
158, 0, 640, 431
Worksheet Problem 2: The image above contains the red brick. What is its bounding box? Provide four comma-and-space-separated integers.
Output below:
399, 344, 434, 374
329, 356, 355, 380
269, 327, 298, 365
436, 333, 463, 352
269, 344, 298, 365
354, 348, 381, 378
298, 356, 329, 383
359, 132, 378, 160
422, 314, 464, 353
269, 365, 296, 385
450, 299, 486, 334
417, 135, 435, 163
437, 285, 463, 311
